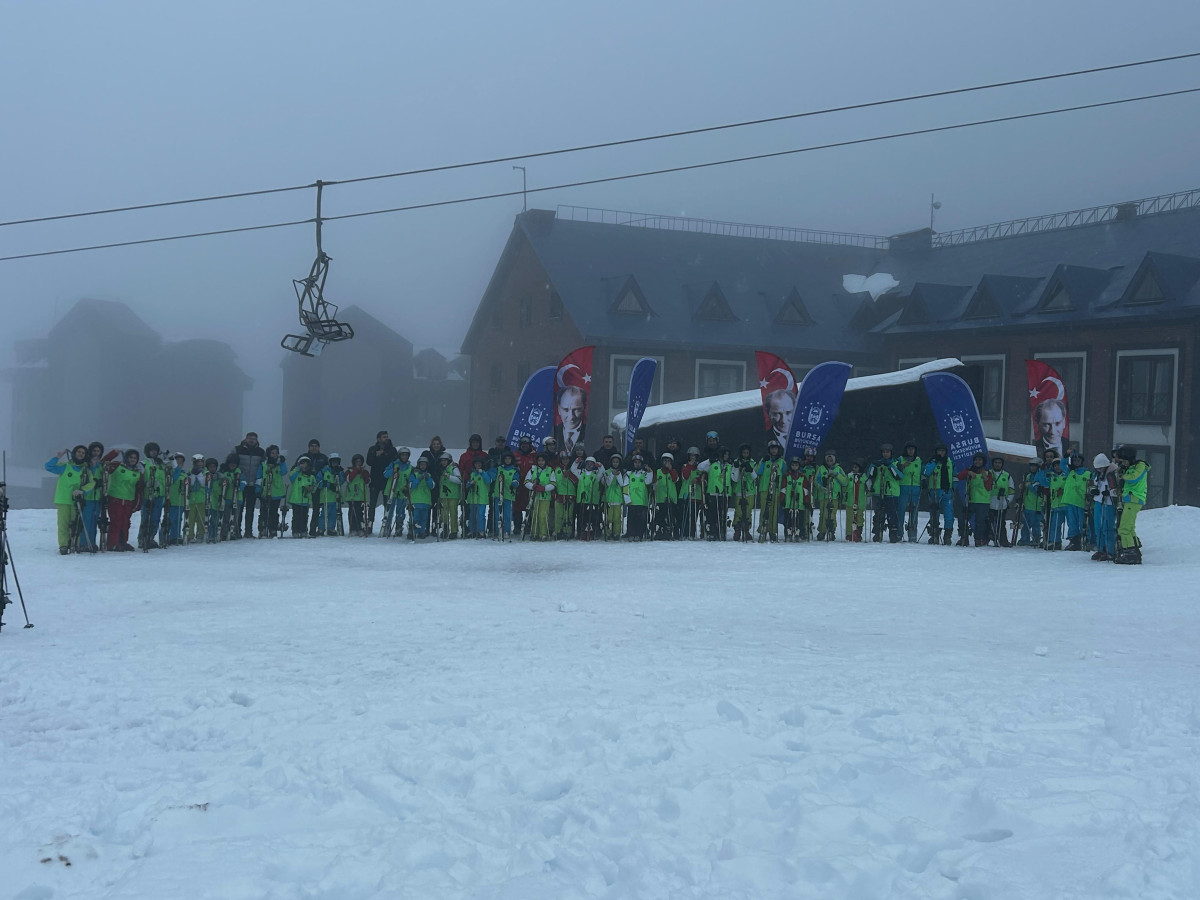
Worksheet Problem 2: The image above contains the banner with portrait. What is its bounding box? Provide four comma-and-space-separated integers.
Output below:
754, 351, 797, 444
554, 346, 594, 457
1025, 359, 1070, 460
782, 361, 851, 460
623, 357, 658, 458
506, 366, 556, 451
922, 371, 989, 472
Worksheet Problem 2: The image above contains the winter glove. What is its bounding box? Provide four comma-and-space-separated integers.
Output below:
72, 489, 84, 500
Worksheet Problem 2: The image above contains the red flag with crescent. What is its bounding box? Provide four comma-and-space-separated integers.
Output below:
755, 351, 797, 435
553, 347, 594, 458
1025, 359, 1070, 446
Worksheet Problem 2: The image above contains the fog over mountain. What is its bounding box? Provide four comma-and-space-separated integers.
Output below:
2, 0, 1198, 450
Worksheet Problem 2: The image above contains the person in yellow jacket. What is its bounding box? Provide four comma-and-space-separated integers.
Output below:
1114, 446, 1149, 565
45, 445, 93, 554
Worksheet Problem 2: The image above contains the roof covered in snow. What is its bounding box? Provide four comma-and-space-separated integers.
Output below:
611, 359, 964, 430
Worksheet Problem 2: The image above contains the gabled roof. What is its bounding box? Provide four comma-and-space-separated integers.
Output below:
48, 298, 161, 347
609, 275, 654, 316
1029, 265, 1114, 315
471, 210, 887, 356
1112, 251, 1200, 310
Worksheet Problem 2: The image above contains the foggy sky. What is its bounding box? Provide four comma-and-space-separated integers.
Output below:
2, 0, 1199, 449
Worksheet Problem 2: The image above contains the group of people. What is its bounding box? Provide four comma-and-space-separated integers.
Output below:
43, 428, 1150, 564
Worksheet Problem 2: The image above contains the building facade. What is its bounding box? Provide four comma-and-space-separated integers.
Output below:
463, 193, 1200, 507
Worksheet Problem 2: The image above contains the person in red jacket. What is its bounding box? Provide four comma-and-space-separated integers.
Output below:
457, 434, 489, 535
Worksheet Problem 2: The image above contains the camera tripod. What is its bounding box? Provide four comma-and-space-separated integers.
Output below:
1, 452, 33, 632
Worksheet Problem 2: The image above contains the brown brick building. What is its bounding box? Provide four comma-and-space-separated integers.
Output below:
463, 193, 1200, 507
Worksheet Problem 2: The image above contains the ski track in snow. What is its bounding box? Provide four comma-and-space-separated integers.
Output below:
2, 509, 1199, 899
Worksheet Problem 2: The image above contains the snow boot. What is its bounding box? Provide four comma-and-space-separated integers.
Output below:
927, 528, 940, 545
59, 546, 69, 555
1066, 535, 1082, 551
955, 534, 970, 547
1091, 550, 1110, 561
943, 530, 953, 546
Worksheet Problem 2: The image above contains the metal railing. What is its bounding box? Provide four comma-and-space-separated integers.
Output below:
555, 205, 890, 249
932, 188, 1200, 247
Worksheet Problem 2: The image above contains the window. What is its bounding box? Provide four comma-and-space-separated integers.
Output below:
612, 276, 652, 316
963, 285, 1001, 320
1040, 282, 1073, 312
519, 295, 532, 327
549, 291, 563, 320
610, 355, 663, 417
962, 355, 1005, 421
516, 360, 530, 388
776, 290, 814, 325
696, 283, 736, 322
695, 360, 745, 398
1125, 272, 1165, 306
1034, 353, 1086, 444
489, 362, 502, 392
1117, 354, 1174, 424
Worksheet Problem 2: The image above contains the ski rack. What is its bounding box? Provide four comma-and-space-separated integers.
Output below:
282, 181, 355, 357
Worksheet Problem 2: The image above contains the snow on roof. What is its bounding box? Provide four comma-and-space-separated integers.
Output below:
611, 358, 965, 430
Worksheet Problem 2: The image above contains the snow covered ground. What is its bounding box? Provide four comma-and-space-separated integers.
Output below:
2, 508, 1198, 899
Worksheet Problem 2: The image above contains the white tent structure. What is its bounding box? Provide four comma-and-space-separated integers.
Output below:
611, 358, 1036, 461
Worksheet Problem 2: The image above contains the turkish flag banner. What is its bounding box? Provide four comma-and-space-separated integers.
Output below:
554, 346, 594, 457
755, 351, 797, 440
1025, 359, 1070, 458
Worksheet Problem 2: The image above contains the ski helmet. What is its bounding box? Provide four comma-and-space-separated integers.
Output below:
469, 433, 482, 446
789, 457, 801, 468
329, 451, 341, 461
767, 439, 781, 451
501, 450, 514, 462
880, 443, 893, 454
803, 446, 816, 458
609, 453, 623, 463
705, 430, 719, 441
144, 441, 160, 456
660, 452, 674, 462
1028, 459, 1041, 468
440, 451, 452, 461
398, 447, 411, 456
1116, 445, 1137, 463
416, 456, 428, 466
687, 446, 700, 457
308, 439, 321, 448
631, 454, 643, 463
824, 450, 836, 459
192, 453, 204, 462
585, 456, 597, 464
173, 452, 185, 461
518, 435, 532, 446
543, 436, 557, 448
904, 440, 917, 452
934, 443, 948, 454
205, 456, 220, 468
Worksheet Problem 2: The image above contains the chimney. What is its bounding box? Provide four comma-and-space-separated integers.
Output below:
1114, 202, 1138, 223
889, 227, 933, 253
